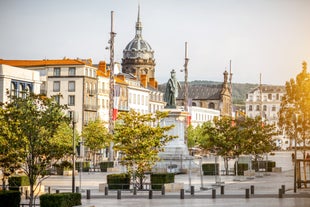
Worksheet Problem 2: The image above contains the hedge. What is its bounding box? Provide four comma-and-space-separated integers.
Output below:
202, 163, 219, 175
40, 193, 81, 207
151, 173, 175, 190
107, 173, 130, 190
8, 175, 30, 191
99, 161, 114, 172
252, 161, 276, 172
0, 190, 21, 207
75, 161, 90, 172
234, 163, 248, 175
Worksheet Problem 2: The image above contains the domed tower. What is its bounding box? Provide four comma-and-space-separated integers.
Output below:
122, 6, 155, 81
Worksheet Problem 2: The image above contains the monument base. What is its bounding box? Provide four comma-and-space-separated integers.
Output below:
154, 109, 196, 173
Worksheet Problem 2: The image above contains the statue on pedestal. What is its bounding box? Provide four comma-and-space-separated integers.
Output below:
164, 69, 181, 108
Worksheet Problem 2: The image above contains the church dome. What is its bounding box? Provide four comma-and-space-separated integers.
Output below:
123, 7, 154, 60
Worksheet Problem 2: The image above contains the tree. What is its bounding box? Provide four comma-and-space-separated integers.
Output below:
82, 119, 111, 165
113, 110, 175, 189
278, 61, 310, 187
0, 93, 72, 207
197, 116, 276, 175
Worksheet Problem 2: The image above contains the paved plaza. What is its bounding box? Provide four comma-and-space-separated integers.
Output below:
28, 151, 310, 206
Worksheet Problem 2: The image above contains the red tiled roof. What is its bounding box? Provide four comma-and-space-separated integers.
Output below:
0, 59, 88, 67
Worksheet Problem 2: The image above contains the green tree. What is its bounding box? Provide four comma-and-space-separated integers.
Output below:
0, 94, 72, 207
198, 116, 276, 175
113, 110, 175, 189
82, 119, 111, 165
278, 61, 310, 187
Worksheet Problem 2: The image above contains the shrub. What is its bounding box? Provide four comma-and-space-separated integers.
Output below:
99, 161, 114, 172
0, 190, 21, 207
201, 163, 219, 175
40, 193, 81, 207
234, 163, 248, 175
75, 161, 90, 172
107, 173, 130, 190
151, 173, 175, 190
252, 161, 276, 172
54, 161, 73, 175
8, 175, 30, 191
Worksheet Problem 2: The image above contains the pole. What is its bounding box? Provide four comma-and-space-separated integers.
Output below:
72, 112, 76, 193
294, 115, 297, 193
184, 42, 189, 113
108, 11, 116, 161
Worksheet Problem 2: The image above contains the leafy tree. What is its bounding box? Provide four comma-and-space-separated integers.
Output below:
278, 61, 310, 187
82, 119, 111, 165
113, 110, 175, 189
0, 93, 72, 207
198, 116, 276, 175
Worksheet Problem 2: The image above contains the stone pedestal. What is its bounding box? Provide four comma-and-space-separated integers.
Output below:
155, 109, 193, 173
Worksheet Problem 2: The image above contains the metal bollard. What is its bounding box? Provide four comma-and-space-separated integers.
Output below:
56, 189, 60, 194
161, 185, 165, 195
149, 190, 153, 199
250, 185, 254, 194
105, 186, 108, 196
278, 188, 283, 198
190, 186, 195, 195
245, 188, 249, 198
76, 186, 80, 193
281, 185, 285, 194
180, 189, 185, 199
117, 190, 121, 199
220, 186, 224, 195
212, 189, 216, 199
48, 186, 51, 194
133, 187, 137, 195
86, 189, 91, 199
25, 190, 29, 199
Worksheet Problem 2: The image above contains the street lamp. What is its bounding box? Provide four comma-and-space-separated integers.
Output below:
293, 113, 298, 193
69, 110, 78, 193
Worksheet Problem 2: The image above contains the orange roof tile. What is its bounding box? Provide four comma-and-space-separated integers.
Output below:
0, 59, 89, 67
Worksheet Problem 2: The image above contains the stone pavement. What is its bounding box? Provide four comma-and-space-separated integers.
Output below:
25, 151, 310, 206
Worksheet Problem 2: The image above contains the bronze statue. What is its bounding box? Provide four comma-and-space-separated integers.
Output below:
164, 69, 181, 108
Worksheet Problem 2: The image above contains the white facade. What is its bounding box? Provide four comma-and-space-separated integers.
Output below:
189, 106, 220, 127
0, 64, 41, 102
245, 85, 288, 149
97, 75, 110, 126
149, 90, 165, 114
127, 79, 150, 114
47, 64, 98, 133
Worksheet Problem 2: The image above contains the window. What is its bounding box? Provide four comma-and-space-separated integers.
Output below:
272, 105, 276, 111
276, 94, 279, 100
268, 94, 272, 100
53, 81, 60, 92
68, 95, 75, 106
263, 105, 267, 111
249, 105, 252, 111
69, 67, 76, 76
256, 105, 260, 111
68, 81, 75, 92
54, 68, 61, 76
54, 95, 60, 104
208, 102, 215, 109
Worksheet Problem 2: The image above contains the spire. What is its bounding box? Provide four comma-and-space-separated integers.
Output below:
135, 4, 142, 37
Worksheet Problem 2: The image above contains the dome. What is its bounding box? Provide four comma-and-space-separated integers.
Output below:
123, 6, 154, 60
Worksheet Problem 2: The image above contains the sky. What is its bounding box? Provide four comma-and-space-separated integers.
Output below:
1, 0, 310, 85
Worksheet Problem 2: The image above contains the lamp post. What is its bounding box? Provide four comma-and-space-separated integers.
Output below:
293, 114, 298, 193
69, 110, 78, 193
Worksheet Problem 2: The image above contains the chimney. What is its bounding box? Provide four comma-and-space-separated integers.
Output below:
140, 74, 147, 88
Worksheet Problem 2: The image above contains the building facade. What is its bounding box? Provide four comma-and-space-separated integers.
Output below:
245, 84, 288, 149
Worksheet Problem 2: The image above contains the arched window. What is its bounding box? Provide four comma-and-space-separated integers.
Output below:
11, 82, 17, 96
208, 102, 215, 109
192, 102, 197, 106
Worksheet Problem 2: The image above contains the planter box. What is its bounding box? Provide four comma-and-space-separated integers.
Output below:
63, 170, 78, 176
272, 167, 282, 172
164, 183, 184, 192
